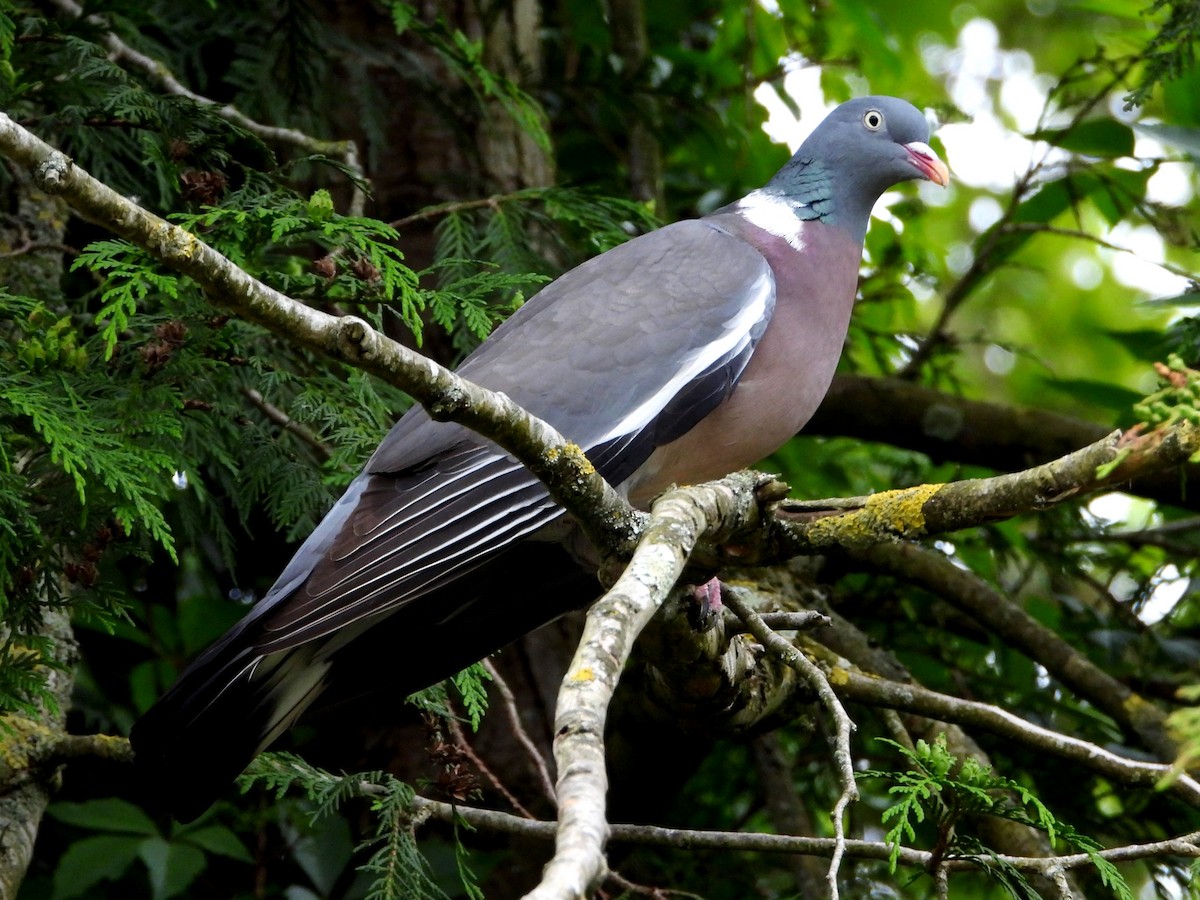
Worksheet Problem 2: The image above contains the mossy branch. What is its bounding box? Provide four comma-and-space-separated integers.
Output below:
776, 424, 1200, 552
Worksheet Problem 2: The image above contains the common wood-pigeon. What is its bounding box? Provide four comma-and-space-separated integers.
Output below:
132, 96, 949, 819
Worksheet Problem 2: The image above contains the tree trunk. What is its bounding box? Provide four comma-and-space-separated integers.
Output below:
0, 609, 79, 899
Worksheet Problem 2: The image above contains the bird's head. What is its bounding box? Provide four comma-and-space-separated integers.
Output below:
807, 96, 949, 189
764, 95, 949, 242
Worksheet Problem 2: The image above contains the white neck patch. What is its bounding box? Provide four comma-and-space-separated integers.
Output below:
736, 190, 809, 250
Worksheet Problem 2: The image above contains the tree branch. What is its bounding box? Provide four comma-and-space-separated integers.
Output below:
0, 610, 80, 898
242, 388, 333, 463
721, 586, 857, 900
844, 541, 1176, 760
822, 651, 1200, 806
776, 423, 1200, 553
808, 375, 1200, 511
527, 472, 782, 899
0, 113, 642, 561
409, 794, 1200, 874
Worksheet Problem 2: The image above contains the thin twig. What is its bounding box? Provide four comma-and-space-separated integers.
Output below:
445, 716, 534, 818
721, 585, 858, 900
0, 240, 77, 259
724, 609, 831, 633
409, 793, 1200, 873
1005, 221, 1198, 281
604, 869, 702, 899
242, 388, 333, 462
392, 193, 522, 229
826, 661, 1200, 807
481, 658, 557, 805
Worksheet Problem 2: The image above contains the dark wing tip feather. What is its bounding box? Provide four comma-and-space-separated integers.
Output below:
129, 642, 271, 821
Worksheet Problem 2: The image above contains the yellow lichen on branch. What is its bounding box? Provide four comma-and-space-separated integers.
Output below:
797, 483, 943, 549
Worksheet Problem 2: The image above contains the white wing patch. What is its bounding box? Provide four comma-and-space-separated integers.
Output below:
595, 265, 775, 445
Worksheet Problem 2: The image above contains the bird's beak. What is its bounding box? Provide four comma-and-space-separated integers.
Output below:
903, 141, 950, 187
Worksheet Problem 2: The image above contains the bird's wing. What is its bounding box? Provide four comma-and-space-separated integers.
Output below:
253, 217, 777, 650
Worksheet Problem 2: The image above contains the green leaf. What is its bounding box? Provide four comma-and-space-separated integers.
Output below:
1008, 166, 1147, 241
0, 364, 181, 559
388, 1, 416, 34
1144, 287, 1200, 306
0, 9, 15, 66
129, 660, 166, 713
282, 812, 355, 895
176, 824, 254, 862
176, 593, 248, 657
1088, 849, 1135, 900
1064, 0, 1144, 16
1162, 64, 1200, 128
48, 798, 160, 836
52, 834, 143, 900
1096, 167, 1152, 226
71, 240, 180, 360
138, 836, 208, 900
1011, 179, 1074, 227
1036, 119, 1135, 158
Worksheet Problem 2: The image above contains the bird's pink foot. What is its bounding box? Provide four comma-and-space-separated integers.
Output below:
687, 577, 725, 632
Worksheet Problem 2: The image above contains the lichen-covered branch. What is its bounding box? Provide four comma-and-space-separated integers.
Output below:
777, 423, 1200, 552
809, 375, 1200, 511
526, 472, 779, 900
0, 113, 641, 559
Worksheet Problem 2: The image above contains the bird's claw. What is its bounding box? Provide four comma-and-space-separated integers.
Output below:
687, 577, 725, 632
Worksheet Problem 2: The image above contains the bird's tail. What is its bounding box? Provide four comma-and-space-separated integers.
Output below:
130, 539, 598, 820
129, 622, 330, 822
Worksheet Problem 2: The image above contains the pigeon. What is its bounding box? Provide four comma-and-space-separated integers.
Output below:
131, 95, 949, 819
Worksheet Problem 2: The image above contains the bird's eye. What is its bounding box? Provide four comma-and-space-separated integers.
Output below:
863, 110, 884, 131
